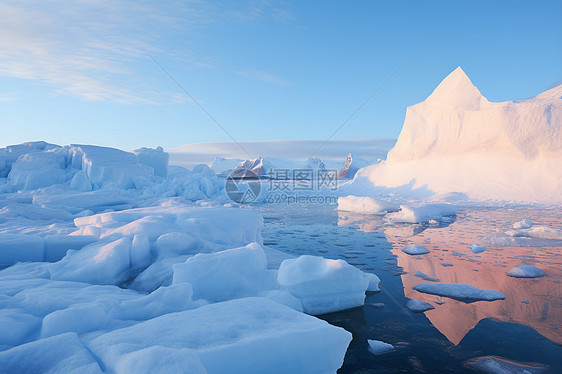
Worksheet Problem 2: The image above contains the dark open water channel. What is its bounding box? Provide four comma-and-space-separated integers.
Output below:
259, 203, 562, 373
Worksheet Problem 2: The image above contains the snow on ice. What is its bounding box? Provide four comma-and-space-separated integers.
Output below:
402, 244, 430, 255
413, 283, 506, 302
349, 67, 562, 203
337, 195, 399, 215
0, 141, 387, 373
506, 265, 547, 278
367, 339, 395, 356
406, 299, 435, 313
469, 244, 486, 254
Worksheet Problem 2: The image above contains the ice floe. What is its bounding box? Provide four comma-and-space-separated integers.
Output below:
385, 203, 456, 224
506, 265, 547, 278
277, 255, 371, 315
337, 195, 399, 215
367, 339, 395, 355
469, 244, 486, 254
406, 299, 435, 313
413, 283, 506, 302
402, 244, 430, 255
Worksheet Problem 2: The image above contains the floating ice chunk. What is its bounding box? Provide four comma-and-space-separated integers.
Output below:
406, 299, 435, 313
385, 204, 456, 224
414, 271, 439, 282
134, 146, 169, 178
413, 283, 505, 302
337, 195, 399, 215
173, 243, 278, 303
86, 297, 352, 374
278, 255, 370, 315
513, 219, 533, 229
48, 237, 131, 285
0, 332, 103, 374
402, 244, 430, 255
506, 265, 547, 278
469, 244, 486, 254
464, 355, 547, 374
367, 339, 395, 355
367, 273, 381, 291
505, 226, 562, 240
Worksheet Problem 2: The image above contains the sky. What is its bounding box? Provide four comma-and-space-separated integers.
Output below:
0, 0, 561, 150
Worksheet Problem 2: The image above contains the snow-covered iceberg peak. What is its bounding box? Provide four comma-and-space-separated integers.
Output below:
351, 67, 562, 203
425, 66, 488, 109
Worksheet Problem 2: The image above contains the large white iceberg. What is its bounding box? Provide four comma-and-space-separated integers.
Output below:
350, 67, 562, 203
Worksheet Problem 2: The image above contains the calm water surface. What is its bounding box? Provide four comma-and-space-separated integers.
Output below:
258, 203, 562, 373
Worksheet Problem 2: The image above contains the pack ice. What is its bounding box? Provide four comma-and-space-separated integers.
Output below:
0, 142, 378, 373
350, 67, 562, 203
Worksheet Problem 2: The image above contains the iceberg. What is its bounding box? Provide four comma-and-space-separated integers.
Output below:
350, 67, 562, 203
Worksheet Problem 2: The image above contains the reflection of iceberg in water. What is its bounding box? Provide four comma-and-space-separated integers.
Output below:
340, 208, 562, 345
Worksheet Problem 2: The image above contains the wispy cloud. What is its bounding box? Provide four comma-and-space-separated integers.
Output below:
0, 91, 18, 102
0, 0, 296, 103
0, 1, 215, 103
236, 70, 293, 87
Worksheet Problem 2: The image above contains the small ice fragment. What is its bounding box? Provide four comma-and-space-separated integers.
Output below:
406, 299, 435, 313
367, 340, 395, 355
402, 244, 429, 255
506, 265, 546, 278
513, 219, 533, 229
413, 283, 505, 302
414, 271, 439, 282
469, 244, 486, 254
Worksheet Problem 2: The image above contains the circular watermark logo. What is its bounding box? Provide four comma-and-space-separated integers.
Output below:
225, 169, 261, 204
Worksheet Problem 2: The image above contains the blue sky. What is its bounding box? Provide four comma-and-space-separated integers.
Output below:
1, 0, 560, 149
